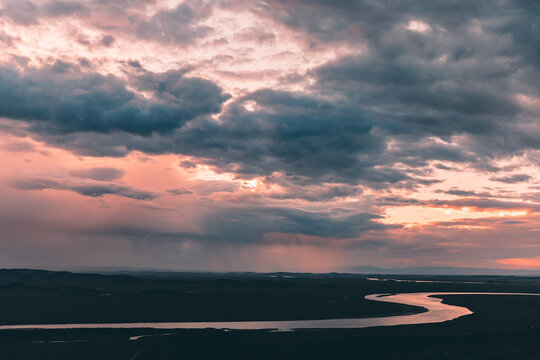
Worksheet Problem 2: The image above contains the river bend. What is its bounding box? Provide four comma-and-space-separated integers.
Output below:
1, 292, 538, 331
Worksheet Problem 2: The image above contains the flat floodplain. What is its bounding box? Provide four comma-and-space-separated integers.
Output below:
1, 270, 540, 359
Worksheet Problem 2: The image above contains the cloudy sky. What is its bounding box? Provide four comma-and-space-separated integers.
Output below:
0, 0, 539, 272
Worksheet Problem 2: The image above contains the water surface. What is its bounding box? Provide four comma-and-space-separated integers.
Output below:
1, 292, 538, 331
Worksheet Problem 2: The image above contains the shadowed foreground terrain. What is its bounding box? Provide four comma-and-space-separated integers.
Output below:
1, 270, 540, 359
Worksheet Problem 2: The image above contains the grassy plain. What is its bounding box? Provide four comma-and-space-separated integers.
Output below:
1, 269, 540, 359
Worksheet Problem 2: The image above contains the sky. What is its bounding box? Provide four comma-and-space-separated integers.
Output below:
0, 0, 539, 272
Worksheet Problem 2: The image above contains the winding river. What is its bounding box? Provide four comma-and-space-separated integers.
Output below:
1, 292, 539, 331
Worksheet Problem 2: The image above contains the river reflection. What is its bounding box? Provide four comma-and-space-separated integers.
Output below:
1, 292, 538, 331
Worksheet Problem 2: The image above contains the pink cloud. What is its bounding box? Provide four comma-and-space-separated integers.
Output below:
496, 257, 540, 270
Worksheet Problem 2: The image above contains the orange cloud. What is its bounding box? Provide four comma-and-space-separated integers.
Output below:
496, 256, 540, 269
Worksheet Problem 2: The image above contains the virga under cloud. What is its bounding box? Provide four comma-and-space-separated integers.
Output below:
0, 0, 538, 271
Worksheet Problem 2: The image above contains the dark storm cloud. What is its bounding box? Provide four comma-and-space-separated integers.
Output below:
0, 63, 228, 136
71, 184, 156, 200
3, 0, 539, 191
210, 207, 390, 240
264, 0, 534, 52
385, 140, 477, 167
263, 0, 391, 43
266, 0, 539, 157
34, 130, 175, 157
130, 68, 229, 117
173, 89, 413, 185
163, 0, 538, 185
491, 1, 540, 70
69, 167, 125, 181
376, 196, 423, 206
166, 188, 192, 196
178, 207, 394, 243
434, 163, 453, 170
435, 189, 491, 197
10, 177, 156, 200
316, 54, 519, 120
48, 204, 394, 245
268, 183, 363, 202
489, 174, 532, 184
312, 50, 521, 160
100, 35, 115, 47
170, 88, 473, 187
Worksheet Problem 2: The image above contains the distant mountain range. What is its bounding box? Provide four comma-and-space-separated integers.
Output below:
18, 265, 540, 276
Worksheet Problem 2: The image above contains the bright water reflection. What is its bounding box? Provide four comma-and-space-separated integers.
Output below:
1, 292, 538, 331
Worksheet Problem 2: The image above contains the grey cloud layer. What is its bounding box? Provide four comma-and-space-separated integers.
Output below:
0, 63, 229, 136
68, 167, 125, 181
10, 177, 156, 200
78, 205, 393, 245
490, 174, 532, 184
194, 207, 392, 243
173, 89, 395, 184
